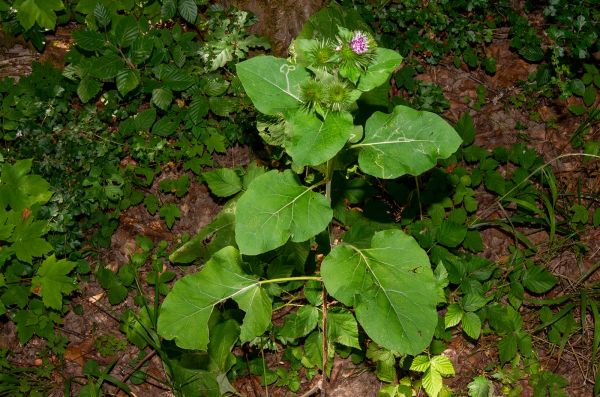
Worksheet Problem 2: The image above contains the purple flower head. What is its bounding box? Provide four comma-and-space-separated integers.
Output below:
349, 31, 369, 55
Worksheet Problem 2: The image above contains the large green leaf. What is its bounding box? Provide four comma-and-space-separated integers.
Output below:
357, 48, 403, 92
285, 110, 354, 167
157, 246, 271, 350
236, 56, 309, 115
321, 229, 437, 355
355, 106, 462, 178
235, 170, 332, 255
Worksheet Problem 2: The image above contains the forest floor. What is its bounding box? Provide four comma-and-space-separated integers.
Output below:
1, 6, 599, 397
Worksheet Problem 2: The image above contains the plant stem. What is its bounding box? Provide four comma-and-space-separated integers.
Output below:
321, 286, 328, 397
414, 176, 423, 220
258, 276, 322, 285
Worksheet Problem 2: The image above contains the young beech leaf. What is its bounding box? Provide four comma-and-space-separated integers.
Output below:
32, 255, 77, 310
285, 110, 354, 167
157, 246, 272, 350
236, 56, 310, 115
355, 105, 462, 179
235, 170, 332, 255
322, 229, 437, 355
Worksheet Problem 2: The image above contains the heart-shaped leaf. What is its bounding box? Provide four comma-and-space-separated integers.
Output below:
321, 229, 437, 355
157, 246, 271, 350
285, 110, 354, 167
235, 170, 332, 255
356, 106, 462, 179
358, 48, 403, 92
236, 56, 310, 115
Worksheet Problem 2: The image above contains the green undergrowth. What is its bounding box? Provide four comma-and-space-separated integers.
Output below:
0, 1, 599, 397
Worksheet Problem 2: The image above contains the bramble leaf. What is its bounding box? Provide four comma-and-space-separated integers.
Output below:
204, 169, 242, 197
235, 170, 332, 255
467, 376, 494, 397
159, 203, 180, 229
522, 265, 557, 294
322, 229, 437, 355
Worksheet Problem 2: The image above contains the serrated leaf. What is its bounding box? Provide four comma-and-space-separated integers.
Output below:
116, 68, 140, 96
437, 220, 467, 248
422, 367, 443, 397
31, 255, 77, 310
178, 0, 197, 24
189, 96, 209, 124
90, 54, 123, 80
322, 229, 437, 355
159, 203, 180, 229
278, 305, 319, 339
114, 15, 139, 48
144, 194, 159, 215
130, 36, 154, 65
152, 115, 178, 137
410, 355, 431, 372
77, 77, 101, 103
73, 29, 105, 51
444, 304, 463, 329
285, 110, 354, 167
161, 0, 176, 19
430, 355, 455, 376
208, 96, 238, 116
15, 0, 63, 30
235, 170, 332, 255
356, 106, 462, 179
467, 376, 493, 397
0, 161, 52, 210
93, 3, 111, 27
236, 56, 310, 115
134, 107, 156, 131
158, 246, 271, 350
154, 64, 195, 91
522, 265, 557, 294
455, 112, 475, 146
462, 294, 487, 312
203, 169, 242, 197
358, 48, 403, 92
462, 312, 482, 339
328, 309, 360, 349
498, 333, 518, 363
367, 343, 398, 382
152, 88, 173, 110
8, 220, 52, 263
